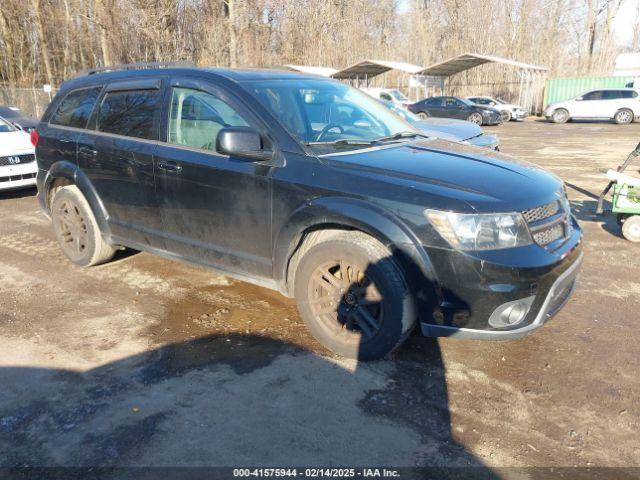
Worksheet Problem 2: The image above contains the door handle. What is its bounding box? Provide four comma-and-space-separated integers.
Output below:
79, 146, 98, 157
157, 160, 182, 173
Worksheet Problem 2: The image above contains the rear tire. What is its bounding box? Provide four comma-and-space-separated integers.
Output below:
552, 108, 569, 124
294, 231, 416, 360
51, 185, 115, 267
417, 112, 429, 120
622, 215, 640, 242
614, 108, 634, 125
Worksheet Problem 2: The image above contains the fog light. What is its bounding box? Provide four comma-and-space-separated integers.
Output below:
488, 296, 535, 328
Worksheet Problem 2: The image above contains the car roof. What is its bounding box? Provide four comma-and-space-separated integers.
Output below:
585, 88, 638, 92
61, 66, 330, 91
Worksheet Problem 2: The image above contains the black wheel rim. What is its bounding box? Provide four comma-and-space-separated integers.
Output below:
307, 260, 383, 342
56, 200, 88, 260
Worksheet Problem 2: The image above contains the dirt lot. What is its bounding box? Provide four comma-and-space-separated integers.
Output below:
0, 120, 639, 472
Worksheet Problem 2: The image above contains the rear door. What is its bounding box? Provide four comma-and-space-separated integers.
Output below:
424, 97, 445, 117
76, 78, 165, 247
153, 77, 273, 278
444, 97, 467, 119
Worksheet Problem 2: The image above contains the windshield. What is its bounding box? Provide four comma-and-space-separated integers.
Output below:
384, 102, 421, 125
246, 79, 415, 152
389, 90, 408, 102
0, 117, 16, 133
495, 98, 508, 104
459, 98, 476, 106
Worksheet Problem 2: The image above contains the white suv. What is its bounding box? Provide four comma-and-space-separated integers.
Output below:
544, 88, 640, 124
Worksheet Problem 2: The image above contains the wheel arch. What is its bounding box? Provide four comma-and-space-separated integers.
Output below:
41, 161, 111, 237
273, 197, 440, 308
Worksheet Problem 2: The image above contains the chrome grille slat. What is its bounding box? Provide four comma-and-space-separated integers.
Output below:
522, 201, 559, 223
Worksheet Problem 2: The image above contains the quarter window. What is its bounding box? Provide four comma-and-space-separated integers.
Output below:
96, 89, 159, 140
50, 87, 101, 129
168, 87, 249, 151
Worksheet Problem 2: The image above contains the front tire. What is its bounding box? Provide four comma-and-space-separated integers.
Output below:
294, 232, 416, 360
622, 215, 640, 242
467, 112, 483, 125
51, 185, 115, 267
500, 110, 512, 122
552, 108, 569, 124
614, 108, 634, 125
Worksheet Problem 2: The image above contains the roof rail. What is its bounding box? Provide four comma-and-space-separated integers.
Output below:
77, 61, 196, 77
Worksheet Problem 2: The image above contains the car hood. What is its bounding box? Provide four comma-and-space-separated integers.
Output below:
0, 131, 34, 155
11, 116, 39, 129
413, 118, 482, 142
321, 138, 563, 213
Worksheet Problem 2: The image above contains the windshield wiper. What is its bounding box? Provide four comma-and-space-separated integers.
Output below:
305, 139, 375, 147
372, 131, 430, 143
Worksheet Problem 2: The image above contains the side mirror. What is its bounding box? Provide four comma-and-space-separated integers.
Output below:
216, 126, 273, 161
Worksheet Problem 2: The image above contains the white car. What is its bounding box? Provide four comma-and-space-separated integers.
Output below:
544, 88, 640, 124
0, 116, 37, 191
467, 96, 528, 122
361, 87, 410, 107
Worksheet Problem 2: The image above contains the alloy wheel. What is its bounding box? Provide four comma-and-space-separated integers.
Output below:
307, 259, 383, 341
56, 199, 89, 260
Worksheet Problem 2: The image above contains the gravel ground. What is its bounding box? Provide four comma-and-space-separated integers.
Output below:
0, 119, 638, 472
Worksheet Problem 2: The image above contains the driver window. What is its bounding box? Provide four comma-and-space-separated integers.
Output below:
168, 87, 249, 151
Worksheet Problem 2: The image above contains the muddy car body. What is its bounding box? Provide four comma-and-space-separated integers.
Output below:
34, 65, 583, 359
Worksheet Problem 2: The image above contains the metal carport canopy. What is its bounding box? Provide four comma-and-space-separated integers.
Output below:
416, 53, 548, 77
331, 59, 424, 79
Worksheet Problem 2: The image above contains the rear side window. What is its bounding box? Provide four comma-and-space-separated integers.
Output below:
425, 97, 442, 106
96, 89, 159, 140
619, 90, 638, 99
50, 87, 101, 128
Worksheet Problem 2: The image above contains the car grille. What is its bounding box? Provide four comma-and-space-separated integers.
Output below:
0, 172, 36, 183
522, 196, 572, 248
0, 154, 36, 166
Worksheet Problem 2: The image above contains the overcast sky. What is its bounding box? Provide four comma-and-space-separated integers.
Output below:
614, 0, 639, 46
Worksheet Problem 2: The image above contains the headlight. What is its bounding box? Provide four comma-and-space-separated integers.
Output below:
425, 210, 532, 250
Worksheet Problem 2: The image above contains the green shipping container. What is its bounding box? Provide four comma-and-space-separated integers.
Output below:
544, 76, 635, 107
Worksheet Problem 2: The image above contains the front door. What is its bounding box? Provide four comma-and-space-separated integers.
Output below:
154, 79, 273, 278
76, 79, 165, 246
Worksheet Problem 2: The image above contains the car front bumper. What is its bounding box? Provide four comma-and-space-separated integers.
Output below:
0, 160, 38, 191
464, 133, 500, 150
419, 221, 583, 340
512, 110, 528, 121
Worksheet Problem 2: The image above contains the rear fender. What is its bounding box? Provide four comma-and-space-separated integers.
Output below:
40, 161, 111, 237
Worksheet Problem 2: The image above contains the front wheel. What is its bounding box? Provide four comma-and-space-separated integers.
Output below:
294, 232, 416, 360
51, 185, 116, 267
622, 215, 640, 242
467, 112, 483, 125
552, 108, 569, 124
500, 110, 512, 122
614, 108, 634, 125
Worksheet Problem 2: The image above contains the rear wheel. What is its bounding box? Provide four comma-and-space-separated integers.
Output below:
614, 108, 634, 125
622, 215, 640, 242
467, 112, 483, 125
294, 232, 416, 360
417, 112, 429, 120
51, 185, 115, 266
552, 108, 569, 124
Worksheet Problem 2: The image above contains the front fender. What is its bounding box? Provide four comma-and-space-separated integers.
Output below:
273, 196, 440, 305
39, 161, 111, 237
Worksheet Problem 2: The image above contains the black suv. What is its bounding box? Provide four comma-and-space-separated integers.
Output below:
409, 96, 502, 125
34, 64, 583, 360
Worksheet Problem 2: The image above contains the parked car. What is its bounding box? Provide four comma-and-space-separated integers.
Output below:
0, 106, 39, 132
34, 64, 582, 360
466, 96, 528, 122
408, 96, 502, 125
0, 116, 37, 191
382, 100, 499, 150
544, 88, 640, 124
361, 87, 411, 107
